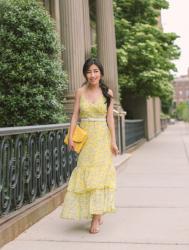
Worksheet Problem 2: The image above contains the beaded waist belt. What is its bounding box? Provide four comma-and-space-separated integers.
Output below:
81, 117, 106, 122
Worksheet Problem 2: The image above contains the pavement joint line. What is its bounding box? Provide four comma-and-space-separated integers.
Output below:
120, 173, 189, 175
117, 186, 189, 188
180, 125, 189, 164
13, 239, 189, 245
182, 137, 189, 164
116, 206, 189, 208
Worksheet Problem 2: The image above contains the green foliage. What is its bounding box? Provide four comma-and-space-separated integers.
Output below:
0, 0, 67, 127
160, 112, 170, 119
114, 0, 180, 107
161, 95, 173, 114
114, 0, 168, 26
176, 102, 189, 122
91, 46, 97, 58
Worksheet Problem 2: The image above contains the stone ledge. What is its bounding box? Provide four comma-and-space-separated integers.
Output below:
0, 185, 67, 248
126, 138, 146, 153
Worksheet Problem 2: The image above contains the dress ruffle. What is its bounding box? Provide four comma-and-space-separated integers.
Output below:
67, 163, 116, 193
60, 189, 116, 220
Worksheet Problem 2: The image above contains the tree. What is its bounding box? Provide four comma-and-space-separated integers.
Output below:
114, 0, 180, 111
176, 102, 189, 121
0, 0, 67, 127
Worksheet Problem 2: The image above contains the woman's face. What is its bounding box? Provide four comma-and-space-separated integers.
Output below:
86, 64, 101, 86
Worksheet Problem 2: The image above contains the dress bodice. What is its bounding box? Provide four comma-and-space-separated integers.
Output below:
79, 94, 107, 118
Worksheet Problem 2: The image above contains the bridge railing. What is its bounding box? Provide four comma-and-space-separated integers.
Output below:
0, 124, 77, 217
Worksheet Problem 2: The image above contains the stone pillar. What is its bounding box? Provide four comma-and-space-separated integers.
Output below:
50, 0, 61, 34
59, 0, 86, 113
41, 0, 61, 45
96, 0, 119, 105
153, 97, 161, 135
146, 97, 155, 140
96, 0, 126, 153
82, 0, 91, 59
43, 0, 50, 11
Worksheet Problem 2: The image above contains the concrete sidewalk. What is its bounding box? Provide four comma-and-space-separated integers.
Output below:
2, 121, 189, 250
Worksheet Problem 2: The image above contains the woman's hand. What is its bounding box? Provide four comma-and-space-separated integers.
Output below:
111, 142, 119, 156
68, 138, 75, 152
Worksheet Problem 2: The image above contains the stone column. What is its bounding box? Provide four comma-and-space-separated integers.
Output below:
43, 0, 50, 11
153, 97, 161, 135
96, 0, 126, 152
50, 0, 61, 34
146, 97, 155, 140
41, 0, 61, 37
59, 0, 86, 113
96, 0, 119, 105
82, 0, 91, 59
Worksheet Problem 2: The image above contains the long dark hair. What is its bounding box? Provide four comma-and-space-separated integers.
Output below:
82, 58, 112, 109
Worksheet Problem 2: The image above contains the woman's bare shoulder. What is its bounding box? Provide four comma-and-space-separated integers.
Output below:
75, 86, 86, 97
75, 86, 86, 99
108, 88, 113, 97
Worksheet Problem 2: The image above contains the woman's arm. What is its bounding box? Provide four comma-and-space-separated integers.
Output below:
106, 89, 119, 155
68, 88, 81, 151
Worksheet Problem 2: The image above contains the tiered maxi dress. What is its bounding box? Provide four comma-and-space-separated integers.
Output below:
60, 94, 116, 219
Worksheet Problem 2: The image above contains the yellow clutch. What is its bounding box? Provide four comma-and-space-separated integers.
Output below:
64, 125, 88, 153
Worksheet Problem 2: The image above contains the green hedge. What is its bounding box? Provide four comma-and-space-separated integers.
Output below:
0, 0, 67, 127
176, 102, 189, 122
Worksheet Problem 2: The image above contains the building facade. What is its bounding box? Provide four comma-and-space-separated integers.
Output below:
173, 74, 189, 106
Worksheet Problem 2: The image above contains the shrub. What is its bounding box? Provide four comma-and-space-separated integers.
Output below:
176, 102, 189, 122
0, 0, 67, 127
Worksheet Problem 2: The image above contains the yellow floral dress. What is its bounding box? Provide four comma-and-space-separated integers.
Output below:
60, 94, 116, 219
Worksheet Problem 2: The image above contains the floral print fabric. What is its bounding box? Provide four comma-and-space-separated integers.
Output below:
60, 94, 116, 219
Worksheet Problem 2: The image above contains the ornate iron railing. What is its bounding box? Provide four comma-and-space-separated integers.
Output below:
125, 119, 145, 147
0, 124, 77, 217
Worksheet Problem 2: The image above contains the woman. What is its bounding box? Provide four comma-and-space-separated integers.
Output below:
60, 58, 119, 234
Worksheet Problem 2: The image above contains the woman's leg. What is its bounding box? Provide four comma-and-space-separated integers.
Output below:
89, 214, 102, 233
